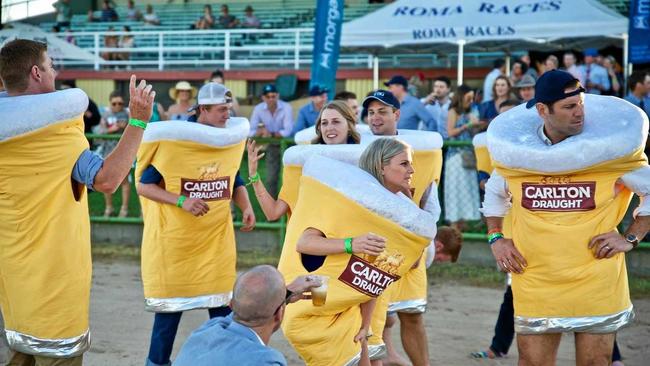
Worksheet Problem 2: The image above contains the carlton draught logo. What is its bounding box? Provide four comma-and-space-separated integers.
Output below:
180, 163, 231, 201
339, 254, 401, 297
521, 181, 596, 211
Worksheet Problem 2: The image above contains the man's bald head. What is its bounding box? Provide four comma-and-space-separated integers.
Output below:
231, 265, 286, 327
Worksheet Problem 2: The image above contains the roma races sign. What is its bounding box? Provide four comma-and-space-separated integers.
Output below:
310, 0, 344, 98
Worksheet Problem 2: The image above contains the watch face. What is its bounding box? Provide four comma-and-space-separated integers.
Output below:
626, 234, 639, 244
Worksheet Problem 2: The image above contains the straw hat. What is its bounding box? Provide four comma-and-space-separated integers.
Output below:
169, 81, 197, 100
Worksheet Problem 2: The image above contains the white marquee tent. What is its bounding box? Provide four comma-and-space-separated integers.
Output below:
0, 23, 97, 62
342, 0, 629, 85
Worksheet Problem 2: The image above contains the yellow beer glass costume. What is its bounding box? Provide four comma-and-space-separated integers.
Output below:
473, 132, 494, 177
136, 118, 248, 311
362, 131, 443, 314
0, 89, 91, 356
279, 144, 365, 213
487, 94, 647, 333
278, 156, 436, 366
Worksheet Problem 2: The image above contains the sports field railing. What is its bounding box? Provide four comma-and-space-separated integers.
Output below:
55, 28, 523, 71
85, 133, 650, 249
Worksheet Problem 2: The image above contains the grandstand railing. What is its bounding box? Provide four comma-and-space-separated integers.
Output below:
86, 133, 650, 249
57, 28, 520, 70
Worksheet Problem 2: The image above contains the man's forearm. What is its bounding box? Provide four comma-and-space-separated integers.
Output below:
93, 125, 143, 193
486, 216, 505, 232
137, 182, 178, 205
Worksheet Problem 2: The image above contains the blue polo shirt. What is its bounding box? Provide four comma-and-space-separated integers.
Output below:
292, 102, 320, 136
397, 94, 436, 131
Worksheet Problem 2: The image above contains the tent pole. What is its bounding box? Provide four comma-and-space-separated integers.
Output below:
623, 33, 632, 95
373, 55, 379, 90
457, 40, 465, 85
505, 53, 511, 77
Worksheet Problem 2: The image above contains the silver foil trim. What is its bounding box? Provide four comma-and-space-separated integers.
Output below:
515, 306, 635, 334
368, 344, 387, 361
5, 328, 89, 357
144, 292, 232, 313
388, 299, 427, 314
343, 343, 387, 366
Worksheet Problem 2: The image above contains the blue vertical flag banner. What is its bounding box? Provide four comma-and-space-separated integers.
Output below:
311, 0, 344, 98
629, 0, 650, 63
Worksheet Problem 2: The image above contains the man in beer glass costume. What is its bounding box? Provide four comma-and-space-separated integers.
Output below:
278, 138, 437, 366
363, 90, 443, 366
136, 83, 254, 366
483, 70, 650, 365
0, 39, 154, 365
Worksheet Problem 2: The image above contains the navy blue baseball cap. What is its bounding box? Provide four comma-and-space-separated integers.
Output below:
384, 75, 408, 89
262, 84, 277, 95
525, 70, 585, 109
308, 85, 329, 96
362, 89, 400, 110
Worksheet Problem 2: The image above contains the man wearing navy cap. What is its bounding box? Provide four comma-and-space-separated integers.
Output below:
292, 85, 329, 136
482, 69, 650, 366
385, 75, 436, 131
362, 89, 401, 136
362, 89, 434, 366
250, 84, 293, 196
579, 48, 610, 95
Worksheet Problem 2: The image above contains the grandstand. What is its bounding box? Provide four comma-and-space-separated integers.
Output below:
0, 0, 633, 99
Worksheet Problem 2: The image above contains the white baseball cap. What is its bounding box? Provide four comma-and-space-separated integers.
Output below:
188, 82, 232, 112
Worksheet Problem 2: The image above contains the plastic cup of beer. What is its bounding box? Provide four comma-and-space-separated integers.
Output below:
365, 254, 377, 263
311, 275, 329, 307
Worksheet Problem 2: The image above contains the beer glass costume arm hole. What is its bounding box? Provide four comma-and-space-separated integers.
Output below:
295, 228, 347, 256
72, 149, 104, 191
481, 171, 511, 217
619, 166, 650, 217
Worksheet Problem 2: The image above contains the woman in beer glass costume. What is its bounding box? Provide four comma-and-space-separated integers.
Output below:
246, 100, 360, 220
278, 138, 437, 366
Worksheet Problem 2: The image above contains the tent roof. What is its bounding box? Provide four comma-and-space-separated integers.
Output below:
0, 23, 97, 61
342, 0, 628, 48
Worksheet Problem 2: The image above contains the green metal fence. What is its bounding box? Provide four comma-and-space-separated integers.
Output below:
86, 133, 650, 249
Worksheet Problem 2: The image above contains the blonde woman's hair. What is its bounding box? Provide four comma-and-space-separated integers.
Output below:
359, 138, 411, 186
312, 100, 360, 144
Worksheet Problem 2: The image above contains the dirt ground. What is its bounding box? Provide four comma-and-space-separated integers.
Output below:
2, 259, 649, 365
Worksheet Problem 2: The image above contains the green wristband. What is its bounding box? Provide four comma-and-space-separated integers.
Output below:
176, 195, 187, 208
246, 172, 260, 186
128, 118, 147, 130
344, 237, 353, 254
488, 232, 503, 241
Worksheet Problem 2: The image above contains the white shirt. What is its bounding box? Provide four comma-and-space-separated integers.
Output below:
482, 125, 650, 218
422, 98, 451, 138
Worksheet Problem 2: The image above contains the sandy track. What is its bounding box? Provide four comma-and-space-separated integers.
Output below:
2, 260, 648, 365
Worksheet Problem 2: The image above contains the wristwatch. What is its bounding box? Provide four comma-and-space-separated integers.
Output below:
625, 234, 640, 249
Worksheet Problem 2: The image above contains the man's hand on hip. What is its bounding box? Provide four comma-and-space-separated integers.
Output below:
491, 238, 527, 274
589, 231, 633, 259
